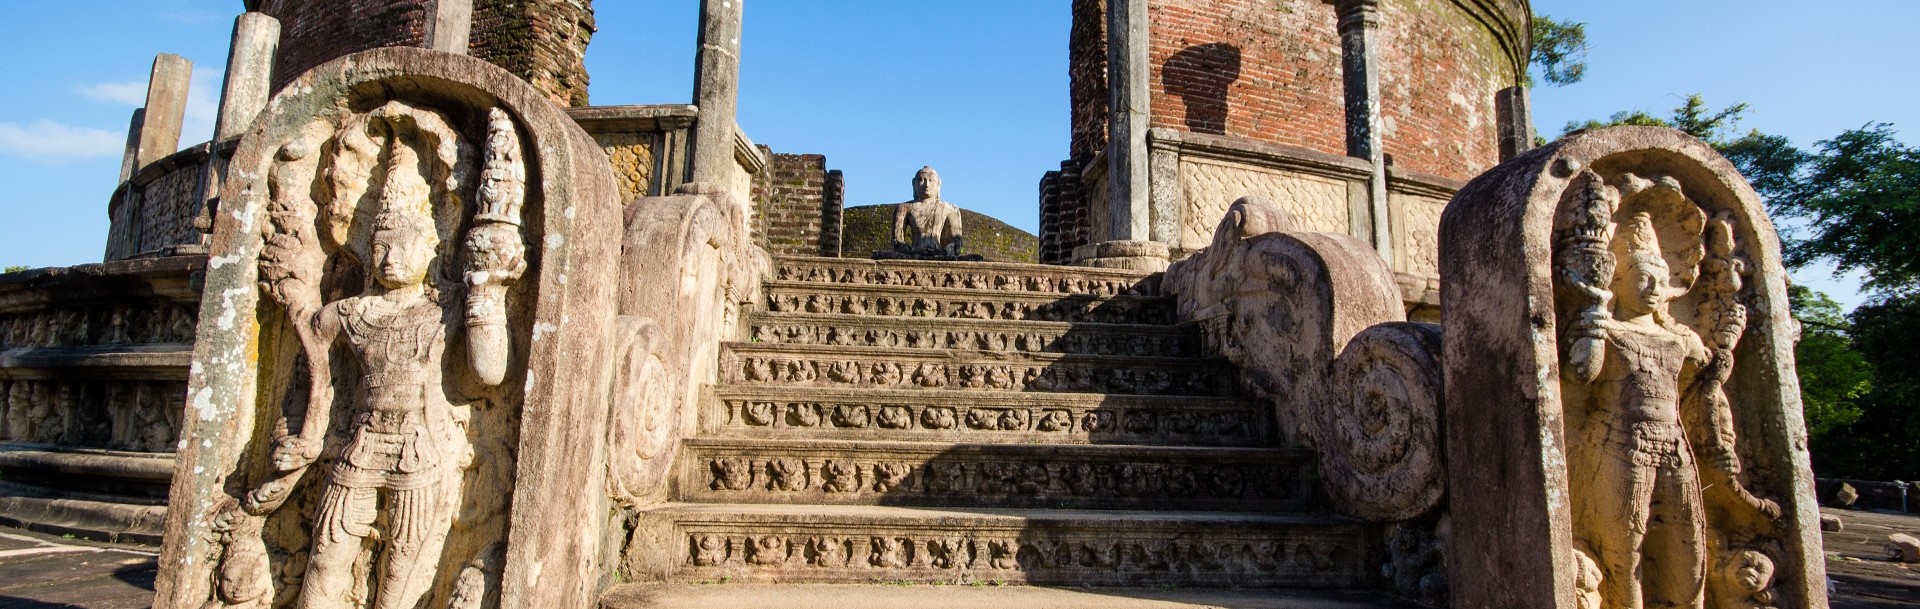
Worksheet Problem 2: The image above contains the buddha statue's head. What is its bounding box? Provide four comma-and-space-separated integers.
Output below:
913, 166, 941, 202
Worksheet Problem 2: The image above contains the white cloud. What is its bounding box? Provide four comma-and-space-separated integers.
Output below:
75, 81, 148, 107
0, 120, 123, 161
73, 66, 226, 147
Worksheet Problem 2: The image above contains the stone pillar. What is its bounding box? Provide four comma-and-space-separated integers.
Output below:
118, 109, 146, 184
424, 0, 473, 55
1104, 0, 1150, 242
1496, 85, 1534, 161
135, 54, 194, 170
1336, 0, 1392, 264
690, 0, 745, 185
213, 13, 281, 141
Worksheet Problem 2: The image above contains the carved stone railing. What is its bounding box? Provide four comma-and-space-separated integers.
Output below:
605, 182, 770, 510
1163, 195, 1448, 601
0, 255, 202, 542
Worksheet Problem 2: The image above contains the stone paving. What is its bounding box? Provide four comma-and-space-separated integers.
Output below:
0, 508, 1914, 608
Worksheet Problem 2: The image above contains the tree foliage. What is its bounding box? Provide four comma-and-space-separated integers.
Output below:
1789, 286, 1872, 439
2, 265, 28, 273
1811, 294, 1920, 479
1530, 16, 1589, 87
1768, 125, 1920, 296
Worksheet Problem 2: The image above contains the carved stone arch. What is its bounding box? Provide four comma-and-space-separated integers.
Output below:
1439, 125, 1822, 609
159, 47, 622, 609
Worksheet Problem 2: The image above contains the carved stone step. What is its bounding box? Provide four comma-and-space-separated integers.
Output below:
763, 282, 1176, 326
632, 504, 1369, 588
0, 444, 175, 499
680, 438, 1315, 512
0, 480, 166, 545
747, 313, 1202, 357
774, 255, 1162, 298
720, 344, 1237, 397
706, 387, 1273, 447
602, 583, 1413, 609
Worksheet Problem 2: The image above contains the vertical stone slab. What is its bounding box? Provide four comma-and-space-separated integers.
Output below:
137, 54, 194, 170
212, 13, 281, 141
690, 0, 744, 185
1146, 141, 1183, 252
118, 109, 147, 184
155, 48, 622, 609
1439, 126, 1826, 609
1336, 0, 1392, 264
1104, 0, 1150, 242
1496, 85, 1534, 161
425, 0, 474, 55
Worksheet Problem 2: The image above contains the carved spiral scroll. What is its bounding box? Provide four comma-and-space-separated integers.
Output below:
1315, 322, 1446, 522
607, 317, 675, 507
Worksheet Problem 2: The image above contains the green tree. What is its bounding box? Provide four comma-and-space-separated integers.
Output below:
1530, 16, 1589, 87
1789, 285, 1872, 439
1814, 295, 1920, 479
2, 265, 28, 273
1768, 124, 1920, 296
1562, 94, 1748, 143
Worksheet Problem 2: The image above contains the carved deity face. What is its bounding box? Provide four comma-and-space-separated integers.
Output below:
1723, 550, 1775, 594
1615, 255, 1672, 319
913, 167, 941, 201
370, 218, 438, 290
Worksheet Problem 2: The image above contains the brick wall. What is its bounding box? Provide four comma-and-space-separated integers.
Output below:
1148, 0, 1348, 159
471, 0, 595, 107
262, 0, 429, 91
1065, 0, 1526, 182
261, 0, 595, 107
752, 153, 842, 258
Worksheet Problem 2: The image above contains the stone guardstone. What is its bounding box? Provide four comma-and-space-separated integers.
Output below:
153, 48, 622, 609
1439, 126, 1826, 609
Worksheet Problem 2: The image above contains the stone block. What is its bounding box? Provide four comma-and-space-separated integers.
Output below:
1889, 533, 1920, 563
1820, 514, 1844, 532
153, 48, 623, 609
1439, 126, 1826, 609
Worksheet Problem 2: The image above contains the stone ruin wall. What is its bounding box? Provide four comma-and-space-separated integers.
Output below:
105, 145, 216, 261
753, 152, 845, 258
1047, 0, 1527, 288
260, 0, 594, 106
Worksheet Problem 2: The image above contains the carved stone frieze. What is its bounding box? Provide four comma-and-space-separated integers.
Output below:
0, 302, 197, 349
764, 286, 1176, 325
747, 315, 1198, 357
709, 390, 1269, 445
774, 258, 1160, 298
669, 521, 1366, 587
0, 379, 185, 452
722, 347, 1234, 397
678, 441, 1311, 510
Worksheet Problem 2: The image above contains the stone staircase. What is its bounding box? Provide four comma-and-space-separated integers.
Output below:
614, 256, 1403, 607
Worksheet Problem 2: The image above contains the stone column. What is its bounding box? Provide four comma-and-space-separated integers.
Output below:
135, 54, 194, 170
690, 0, 745, 185
424, 0, 473, 55
1337, 0, 1392, 264
213, 13, 281, 141
118, 109, 146, 184
1496, 85, 1534, 161
1105, 0, 1151, 242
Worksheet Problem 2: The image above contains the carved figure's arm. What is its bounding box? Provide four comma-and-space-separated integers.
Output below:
892, 205, 910, 247
269, 302, 339, 473
947, 208, 965, 254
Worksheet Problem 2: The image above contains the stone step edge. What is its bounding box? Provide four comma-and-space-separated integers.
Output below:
749, 311, 1195, 335
643, 502, 1358, 529
600, 583, 1412, 609
710, 386, 1267, 408
680, 437, 1310, 461
722, 343, 1228, 367
763, 280, 1171, 302
0, 445, 176, 481
773, 254, 1158, 280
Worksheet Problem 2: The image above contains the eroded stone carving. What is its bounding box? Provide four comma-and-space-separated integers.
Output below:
1440, 127, 1825, 609
773, 259, 1159, 297
879, 167, 973, 260
199, 101, 527, 609
1554, 171, 1781, 609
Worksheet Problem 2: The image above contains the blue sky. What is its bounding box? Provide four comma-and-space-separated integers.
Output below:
1, 1, 1912, 311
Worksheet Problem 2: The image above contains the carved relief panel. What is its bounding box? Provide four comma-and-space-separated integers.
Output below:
193, 100, 531, 609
